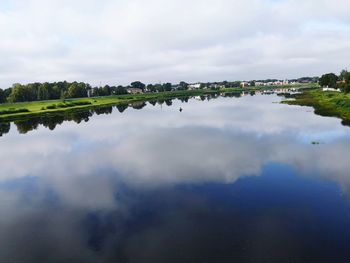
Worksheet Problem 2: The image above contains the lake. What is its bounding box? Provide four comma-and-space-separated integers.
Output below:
1, 93, 350, 262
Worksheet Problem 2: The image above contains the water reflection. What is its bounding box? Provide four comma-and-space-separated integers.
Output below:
0, 94, 350, 262
0, 122, 10, 136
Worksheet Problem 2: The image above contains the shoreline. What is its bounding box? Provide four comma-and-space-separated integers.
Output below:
282, 89, 350, 126
0, 85, 308, 122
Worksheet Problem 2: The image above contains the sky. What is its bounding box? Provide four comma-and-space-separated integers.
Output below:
0, 0, 349, 88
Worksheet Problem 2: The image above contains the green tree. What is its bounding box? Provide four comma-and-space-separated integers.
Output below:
179, 81, 188, 90
102, 85, 111, 96
147, 84, 157, 92
37, 83, 49, 101
8, 84, 28, 102
67, 82, 87, 98
319, 73, 338, 88
344, 73, 350, 93
114, 85, 127, 95
163, 83, 172, 91
0, 89, 5, 103
131, 81, 146, 91
50, 85, 62, 99
339, 69, 349, 81
154, 84, 164, 92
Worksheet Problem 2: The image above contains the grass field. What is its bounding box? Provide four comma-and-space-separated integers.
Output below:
282, 89, 350, 126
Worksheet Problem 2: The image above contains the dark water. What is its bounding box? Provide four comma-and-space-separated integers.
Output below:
1, 94, 350, 262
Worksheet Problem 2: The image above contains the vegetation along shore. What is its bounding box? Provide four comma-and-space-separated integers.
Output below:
0, 80, 312, 122
283, 69, 350, 125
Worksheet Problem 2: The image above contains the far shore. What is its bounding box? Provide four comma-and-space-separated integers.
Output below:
0, 84, 312, 122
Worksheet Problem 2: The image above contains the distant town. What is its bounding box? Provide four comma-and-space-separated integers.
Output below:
125, 77, 318, 95
0, 76, 318, 104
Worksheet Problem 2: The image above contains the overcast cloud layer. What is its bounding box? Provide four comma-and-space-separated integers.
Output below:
0, 0, 349, 87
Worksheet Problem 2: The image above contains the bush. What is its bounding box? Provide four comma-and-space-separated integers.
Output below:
0, 108, 29, 115
44, 101, 92, 110
46, 104, 57, 109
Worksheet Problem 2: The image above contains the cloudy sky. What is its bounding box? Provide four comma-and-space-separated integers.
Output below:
0, 0, 349, 87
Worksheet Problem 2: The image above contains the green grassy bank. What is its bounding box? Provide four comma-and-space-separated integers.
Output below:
282, 89, 350, 126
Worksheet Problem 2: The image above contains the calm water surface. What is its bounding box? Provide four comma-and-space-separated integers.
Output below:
1, 94, 350, 262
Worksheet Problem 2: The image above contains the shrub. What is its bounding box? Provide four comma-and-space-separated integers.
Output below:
46, 104, 57, 109
0, 108, 29, 115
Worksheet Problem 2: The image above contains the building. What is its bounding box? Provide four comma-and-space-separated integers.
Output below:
322, 87, 341, 92
188, 83, 201, 90
240, 82, 249, 88
127, 88, 143, 94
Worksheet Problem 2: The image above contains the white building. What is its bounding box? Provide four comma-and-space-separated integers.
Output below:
323, 87, 341, 92
188, 83, 201, 90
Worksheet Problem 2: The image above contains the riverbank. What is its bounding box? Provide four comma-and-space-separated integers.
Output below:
282, 89, 350, 125
0, 85, 310, 122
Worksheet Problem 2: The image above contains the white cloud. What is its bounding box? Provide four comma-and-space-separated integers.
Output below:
0, 0, 349, 87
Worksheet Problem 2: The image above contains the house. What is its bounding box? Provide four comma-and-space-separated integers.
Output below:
209, 84, 225, 89
240, 82, 249, 88
188, 83, 201, 90
127, 88, 143, 94
255, 82, 266, 86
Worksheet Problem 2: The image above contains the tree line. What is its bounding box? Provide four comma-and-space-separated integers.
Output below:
0, 75, 320, 104
319, 69, 350, 93
0, 80, 192, 104
0, 81, 130, 104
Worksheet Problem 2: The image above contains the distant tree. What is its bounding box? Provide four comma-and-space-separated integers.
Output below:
147, 84, 157, 92
163, 83, 172, 91
92, 87, 99, 97
131, 81, 146, 91
26, 83, 39, 101
231, 81, 241, 88
154, 84, 164, 92
250, 81, 256, 87
114, 85, 127, 95
344, 73, 350, 93
339, 69, 349, 81
50, 85, 62, 100
37, 83, 50, 101
102, 85, 111, 96
336, 69, 350, 93
179, 81, 188, 90
67, 82, 87, 98
336, 81, 347, 92
85, 84, 92, 97
3, 88, 12, 101
0, 89, 5, 103
8, 84, 28, 102
319, 73, 338, 88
